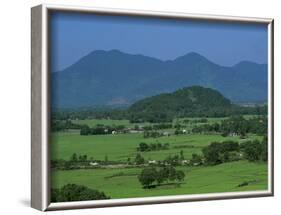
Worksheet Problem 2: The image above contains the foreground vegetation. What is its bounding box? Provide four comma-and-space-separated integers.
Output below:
51, 184, 110, 202
52, 160, 267, 199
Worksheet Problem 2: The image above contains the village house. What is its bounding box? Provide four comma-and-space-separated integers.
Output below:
89, 162, 99, 166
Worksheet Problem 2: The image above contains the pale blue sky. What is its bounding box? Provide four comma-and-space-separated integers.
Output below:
50, 11, 268, 72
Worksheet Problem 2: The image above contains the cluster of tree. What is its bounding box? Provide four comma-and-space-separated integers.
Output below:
175, 129, 186, 135
138, 166, 185, 188
51, 153, 92, 169
52, 107, 129, 121
240, 137, 268, 162
80, 125, 112, 135
202, 141, 240, 165
164, 150, 185, 166
143, 131, 164, 138
70, 153, 89, 162
51, 119, 84, 132
220, 116, 267, 136
190, 153, 203, 165
202, 138, 268, 165
134, 153, 145, 165
192, 116, 267, 137
137, 142, 169, 152
182, 118, 208, 124
51, 153, 121, 170
51, 184, 110, 202
143, 123, 173, 130
129, 112, 173, 123
192, 123, 220, 134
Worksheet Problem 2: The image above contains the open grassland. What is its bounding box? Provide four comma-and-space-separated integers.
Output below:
51, 116, 267, 200
51, 160, 268, 199
51, 132, 262, 162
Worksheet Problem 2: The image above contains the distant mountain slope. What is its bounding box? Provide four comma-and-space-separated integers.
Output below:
128, 86, 233, 122
129, 86, 232, 112
51, 50, 267, 108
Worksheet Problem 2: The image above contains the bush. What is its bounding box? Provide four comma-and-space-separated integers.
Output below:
202, 141, 239, 165
135, 153, 145, 165
138, 167, 158, 188
51, 184, 110, 202
137, 142, 169, 152
240, 139, 267, 162
138, 167, 186, 188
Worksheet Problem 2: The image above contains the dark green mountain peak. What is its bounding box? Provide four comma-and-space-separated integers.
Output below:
128, 86, 233, 122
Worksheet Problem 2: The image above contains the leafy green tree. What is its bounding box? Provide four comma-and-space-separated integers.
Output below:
138, 142, 149, 152
80, 125, 91, 135
180, 150, 185, 160
261, 136, 268, 162
158, 167, 170, 183
175, 170, 185, 182
135, 153, 145, 165
190, 153, 202, 165
167, 166, 177, 181
82, 155, 87, 162
104, 155, 108, 164
70, 153, 78, 162
202, 142, 221, 165
202, 141, 240, 165
138, 167, 158, 188
51, 184, 110, 202
241, 140, 263, 162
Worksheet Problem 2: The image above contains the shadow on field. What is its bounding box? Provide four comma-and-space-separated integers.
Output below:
144, 182, 186, 189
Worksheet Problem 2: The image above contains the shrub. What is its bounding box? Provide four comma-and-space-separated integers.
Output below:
51, 184, 110, 202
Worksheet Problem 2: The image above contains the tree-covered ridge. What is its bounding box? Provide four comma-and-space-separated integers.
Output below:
51, 86, 267, 124
129, 86, 236, 122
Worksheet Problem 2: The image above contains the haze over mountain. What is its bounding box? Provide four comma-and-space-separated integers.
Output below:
51, 50, 267, 108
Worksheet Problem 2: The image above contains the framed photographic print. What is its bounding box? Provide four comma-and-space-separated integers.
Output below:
31, 4, 274, 211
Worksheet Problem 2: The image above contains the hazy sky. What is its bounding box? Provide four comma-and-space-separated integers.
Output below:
50, 11, 268, 72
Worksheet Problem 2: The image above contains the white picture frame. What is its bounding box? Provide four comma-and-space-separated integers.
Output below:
31, 4, 274, 211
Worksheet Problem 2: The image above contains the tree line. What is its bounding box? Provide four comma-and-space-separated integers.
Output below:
80, 124, 126, 135
137, 142, 170, 152
51, 119, 84, 132
201, 137, 267, 165
51, 153, 119, 170
143, 123, 173, 130
192, 115, 267, 136
51, 184, 110, 202
138, 166, 185, 188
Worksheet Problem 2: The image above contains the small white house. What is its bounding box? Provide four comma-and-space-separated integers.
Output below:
148, 160, 157, 165
181, 160, 190, 165
89, 162, 99, 166
163, 131, 170, 136
112, 130, 117, 135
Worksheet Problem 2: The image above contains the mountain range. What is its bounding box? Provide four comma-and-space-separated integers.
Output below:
51, 50, 267, 108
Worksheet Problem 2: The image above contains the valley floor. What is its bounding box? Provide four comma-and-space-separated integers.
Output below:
50, 116, 268, 200
52, 160, 267, 199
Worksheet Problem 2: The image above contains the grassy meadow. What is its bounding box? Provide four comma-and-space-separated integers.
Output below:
51, 116, 268, 200
52, 161, 267, 199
